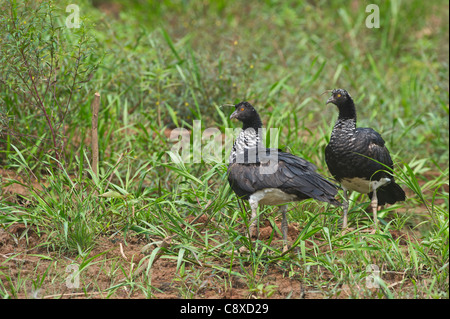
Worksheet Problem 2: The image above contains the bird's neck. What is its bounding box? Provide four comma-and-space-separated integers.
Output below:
332, 102, 357, 137
229, 119, 263, 164
337, 100, 357, 122
332, 118, 356, 136
242, 116, 263, 131
239, 116, 263, 149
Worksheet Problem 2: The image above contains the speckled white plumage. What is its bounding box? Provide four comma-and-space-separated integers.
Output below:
228, 127, 262, 164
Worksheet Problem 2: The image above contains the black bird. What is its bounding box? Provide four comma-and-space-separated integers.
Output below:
324, 89, 405, 231
227, 101, 341, 251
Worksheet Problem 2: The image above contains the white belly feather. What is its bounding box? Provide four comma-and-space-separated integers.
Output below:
341, 177, 391, 194
250, 188, 297, 206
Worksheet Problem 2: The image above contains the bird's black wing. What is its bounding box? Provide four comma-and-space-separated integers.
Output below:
228, 149, 341, 205
355, 127, 394, 172
356, 129, 405, 204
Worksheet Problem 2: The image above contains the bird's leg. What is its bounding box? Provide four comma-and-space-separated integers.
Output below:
342, 188, 349, 229
280, 205, 289, 252
248, 198, 259, 239
368, 178, 389, 233
370, 189, 379, 234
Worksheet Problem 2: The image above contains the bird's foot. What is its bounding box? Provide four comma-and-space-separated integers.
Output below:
249, 225, 258, 239
356, 227, 378, 234
238, 245, 249, 253
341, 227, 356, 235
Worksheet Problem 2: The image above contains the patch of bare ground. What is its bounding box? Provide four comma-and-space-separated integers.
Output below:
0, 216, 431, 299
0, 167, 443, 298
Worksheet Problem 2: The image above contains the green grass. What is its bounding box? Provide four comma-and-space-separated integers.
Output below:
0, 0, 448, 299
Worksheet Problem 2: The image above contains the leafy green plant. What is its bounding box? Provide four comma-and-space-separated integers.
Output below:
0, 0, 102, 166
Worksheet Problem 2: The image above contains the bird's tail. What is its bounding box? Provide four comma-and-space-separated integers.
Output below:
276, 151, 342, 207
301, 174, 342, 207
370, 181, 405, 205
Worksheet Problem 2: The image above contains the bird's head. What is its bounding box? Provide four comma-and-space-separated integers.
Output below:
230, 101, 262, 129
326, 88, 357, 120
230, 101, 256, 121
326, 89, 353, 107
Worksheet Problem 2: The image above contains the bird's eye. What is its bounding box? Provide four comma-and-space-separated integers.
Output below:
337, 94, 341, 98
241, 108, 244, 111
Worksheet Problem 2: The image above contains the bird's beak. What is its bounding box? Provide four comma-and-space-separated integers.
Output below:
326, 96, 335, 105
230, 110, 238, 120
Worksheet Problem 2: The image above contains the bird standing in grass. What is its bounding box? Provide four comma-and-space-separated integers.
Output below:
324, 89, 405, 232
227, 101, 341, 251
